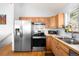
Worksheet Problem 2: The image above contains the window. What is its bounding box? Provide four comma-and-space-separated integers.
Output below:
68, 8, 79, 32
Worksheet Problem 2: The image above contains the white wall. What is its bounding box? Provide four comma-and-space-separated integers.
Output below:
14, 3, 23, 20
63, 3, 79, 26
14, 3, 52, 20
0, 3, 14, 40
14, 3, 66, 20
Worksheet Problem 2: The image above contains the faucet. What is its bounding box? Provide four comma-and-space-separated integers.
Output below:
71, 31, 75, 44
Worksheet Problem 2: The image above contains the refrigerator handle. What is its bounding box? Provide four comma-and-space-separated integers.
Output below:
20, 32, 23, 38
20, 26, 23, 38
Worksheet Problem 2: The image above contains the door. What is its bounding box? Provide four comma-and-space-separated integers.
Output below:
14, 29, 22, 51
21, 20, 32, 51
46, 36, 51, 50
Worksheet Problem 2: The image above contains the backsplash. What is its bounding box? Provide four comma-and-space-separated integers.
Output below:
47, 28, 79, 41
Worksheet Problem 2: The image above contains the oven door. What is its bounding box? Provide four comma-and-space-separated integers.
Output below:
33, 39, 46, 47
32, 36, 46, 51
32, 36, 46, 47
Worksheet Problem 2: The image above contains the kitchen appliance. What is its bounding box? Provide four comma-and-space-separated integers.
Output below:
32, 22, 46, 51
14, 20, 32, 51
32, 32, 46, 51
33, 22, 45, 34
48, 30, 58, 35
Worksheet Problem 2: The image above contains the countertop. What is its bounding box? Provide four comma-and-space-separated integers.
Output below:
46, 34, 79, 55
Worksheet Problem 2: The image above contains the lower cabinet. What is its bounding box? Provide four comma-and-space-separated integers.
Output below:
51, 37, 57, 54
46, 36, 51, 50
46, 36, 79, 56
56, 48, 69, 56
47, 36, 69, 56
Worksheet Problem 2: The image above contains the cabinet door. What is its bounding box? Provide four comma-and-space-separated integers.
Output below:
44, 18, 49, 28
31, 18, 36, 23
38, 18, 44, 23
51, 37, 69, 56
38, 18, 49, 28
51, 38, 55, 52
57, 13, 64, 28
51, 38, 58, 55
59, 42, 69, 53
34, 18, 39, 22
56, 40, 69, 56
46, 36, 51, 50
49, 16, 57, 28
56, 47, 68, 56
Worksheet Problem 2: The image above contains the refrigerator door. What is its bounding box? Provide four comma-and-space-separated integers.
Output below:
14, 28, 22, 51
21, 20, 32, 51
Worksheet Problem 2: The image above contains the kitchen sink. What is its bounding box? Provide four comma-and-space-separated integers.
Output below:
57, 37, 79, 44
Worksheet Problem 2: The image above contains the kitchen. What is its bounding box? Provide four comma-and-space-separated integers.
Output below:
0, 3, 79, 56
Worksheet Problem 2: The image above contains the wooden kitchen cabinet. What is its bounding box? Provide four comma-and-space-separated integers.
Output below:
51, 37, 59, 55
19, 17, 49, 28
49, 16, 57, 28
56, 13, 64, 28
44, 18, 49, 28
51, 37, 69, 56
19, 17, 39, 23
56, 47, 69, 56
46, 36, 69, 56
19, 13, 64, 28
56, 42, 69, 56
49, 13, 64, 28
31, 18, 38, 23
46, 36, 52, 50
38, 18, 49, 28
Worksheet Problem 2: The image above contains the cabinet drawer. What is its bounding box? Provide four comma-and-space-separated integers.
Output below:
58, 42, 69, 53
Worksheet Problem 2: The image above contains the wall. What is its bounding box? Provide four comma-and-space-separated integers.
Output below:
14, 3, 52, 20
14, 3, 23, 20
0, 3, 14, 41
14, 3, 66, 20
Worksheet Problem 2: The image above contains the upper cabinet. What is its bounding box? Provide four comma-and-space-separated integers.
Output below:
19, 17, 49, 28
49, 16, 57, 28
49, 13, 64, 28
19, 13, 64, 28
56, 13, 64, 28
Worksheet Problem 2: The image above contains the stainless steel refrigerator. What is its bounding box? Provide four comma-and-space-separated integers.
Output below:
14, 20, 32, 51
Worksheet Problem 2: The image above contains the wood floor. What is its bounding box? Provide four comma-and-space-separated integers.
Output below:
0, 44, 54, 56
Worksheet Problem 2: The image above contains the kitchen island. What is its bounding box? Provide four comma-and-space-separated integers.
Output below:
46, 34, 79, 56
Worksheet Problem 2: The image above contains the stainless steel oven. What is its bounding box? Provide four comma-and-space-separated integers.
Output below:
32, 32, 46, 51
